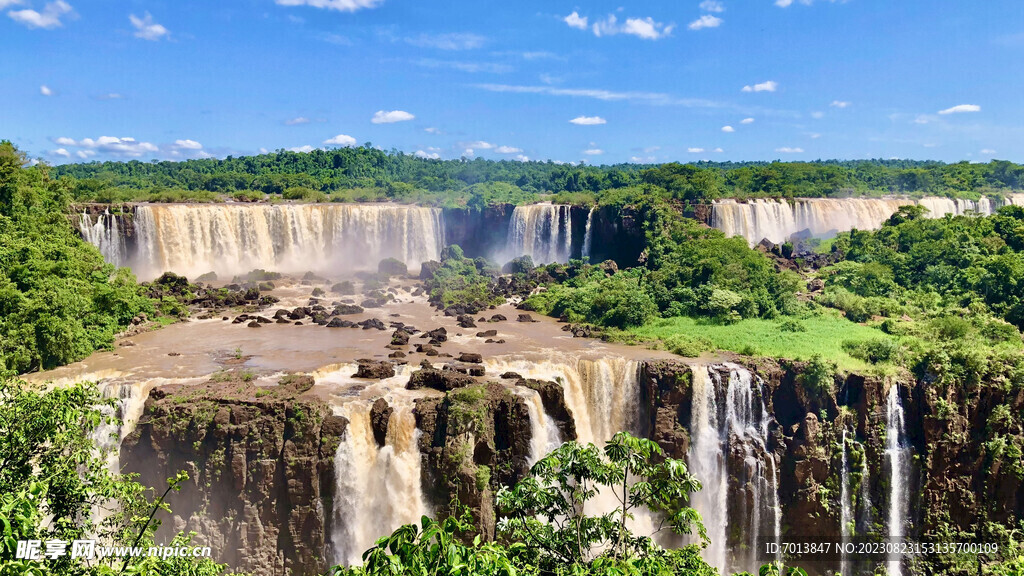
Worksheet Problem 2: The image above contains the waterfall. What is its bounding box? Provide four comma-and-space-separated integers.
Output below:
688, 364, 781, 575
505, 204, 573, 265
840, 429, 852, 576
516, 388, 563, 465
712, 196, 997, 246
857, 443, 873, 537
331, 398, 429, 566
582, 207, 595, 262
885, 385, 910, 576
78, 210, 128, 268
106, 203, 446, 280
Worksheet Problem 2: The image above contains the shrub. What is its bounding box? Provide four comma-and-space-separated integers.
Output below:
843, 337, 900, 364
378, 257, 408, 277
664, 334, 713, 357
801, 354, 837, 398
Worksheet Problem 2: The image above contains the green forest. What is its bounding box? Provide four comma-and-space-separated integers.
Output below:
52, 145, 1024, 207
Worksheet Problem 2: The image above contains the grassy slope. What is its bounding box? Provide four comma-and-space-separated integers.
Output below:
628, 312, 891, 371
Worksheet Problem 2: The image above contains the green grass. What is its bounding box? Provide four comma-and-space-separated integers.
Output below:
628, 312, 892, 371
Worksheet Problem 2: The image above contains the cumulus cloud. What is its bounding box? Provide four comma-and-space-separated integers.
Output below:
53, 148, 70, 157
688, 147, 705, 153
371, 110, 415, 124
938, 104, 981, 115
830, 100, 850, 108
721, 125, 735, 133
173, 139, 203, 150
495, 145, 522, 154
713, 147, 724, 153
981, 149, 996, 155
288, 145, 315, 153
76, 150, 95, 158
466, 140, 494, 150
688, 14, 722, 30
776, 147, 804, 153
570, 115, 607, 125
274, 0, 384, 12
740, 117, 755, 124
699, 0, 725, 12
8, 0, 72, 29
129, 12, 168, 40
582, 149, 603, 155
54, 135, 159, 157
742, 80, 777, 93
323, 134, 357, 146
39, 85, 52, 96
513, 154, 529, 162
564, 11, 587, 30
570, 12, 674, 40
414, 150, 440, 159
285, 116, 310, 125
0, 0, 23, 8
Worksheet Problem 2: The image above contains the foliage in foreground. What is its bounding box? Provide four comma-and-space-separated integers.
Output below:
0, 378, 235, 575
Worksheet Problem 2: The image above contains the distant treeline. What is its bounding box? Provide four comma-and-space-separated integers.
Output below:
53, 146, 1024, 206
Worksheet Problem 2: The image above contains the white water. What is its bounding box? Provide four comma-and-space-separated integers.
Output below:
840, 429, 852, 576
582, 207, 596, 261
505, 204, 573, 265
688, 364, 781, 575
885, 385, 910, 576
84, 203, 445, 280
516, 388, 563, 466
79, 210, 128, 268
712, 196, 1006, 246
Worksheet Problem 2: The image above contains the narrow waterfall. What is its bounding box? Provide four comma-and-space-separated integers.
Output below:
857, 443, 873, 537
689, 364, 781, 575
331, 398, 429, 566
91, 379, 164, 473
79, 210, 128, 268
839, 429, 852, 576
505, 204, 573, 265
711, 196, 998, 246
516, 388, 563, 465
115, 203, 445, 280
582, 207, 595, 261
885, 385, 910, 576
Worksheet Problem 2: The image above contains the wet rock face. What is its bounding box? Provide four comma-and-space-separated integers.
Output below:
406, 367, 475, 391
121, 379, 346, 576
353, 359, 396, 379
370, 398, 393, 448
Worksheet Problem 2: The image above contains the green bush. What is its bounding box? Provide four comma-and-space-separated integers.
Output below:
378, 257, 408, 277
843, 337, 900, 364
664, 334, 713, 357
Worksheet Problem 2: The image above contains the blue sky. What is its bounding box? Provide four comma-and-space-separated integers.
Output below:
3, 0, 1022, 165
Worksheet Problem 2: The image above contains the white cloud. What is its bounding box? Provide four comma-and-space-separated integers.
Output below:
570, 115, 607, 125
285, 116, 310, 125
688, 14, 722, 30
53, 148, 70, 157
981, 149, 996, 155
582, 149, 603, 155
775, 147, 804, 153
623, 17, 675, 39
462, 148, 475, 157
721, 125, 735, 133
776, 0, 845, 7
564, 11, 587, 30
412, 58, 512, 74
323, 134, 357, 146
513, 154, 529, 162
414, 150, 440, 159
97, 92, 122, 100
811, 111, 825, 119
938, 104, 981, 115
55, 135, 159, 157
700, 0, 725, 12
8, 0, 72, 29
466, 140, 494, 150
474, 83, 721, 108
631, 156, 657, 163
371, 110, 415, 124
404, 32, 485, 50
740, 117, 755, 124
129, 12, 168, 41
713, 147, 724, 153
830, 100, 850, 108
288, 145, 315, 153
495, 145, 522, 154
39, 85, 52, 96
173, 139, 203, 150
0, 0, 23, 9
275, 0, 383, 12
742, 80, 777, 93
76, 150, 95, 158
424, 127, 442, 134
688, 147, 705, 153
913, 115, 932, 125
809, 133, 821, 139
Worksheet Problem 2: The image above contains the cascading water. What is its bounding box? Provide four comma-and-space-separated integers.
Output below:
688, 364, 781, 575
104, 203, 445, 280
711, 196, 999, 246
885, 385, 910, 576
78, 210, 128, 268
505, 204, 573, 265
840, 428, 852, 576
582, 207, 595, 261
331, 398, 429, 566
516, 388, 563, 465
